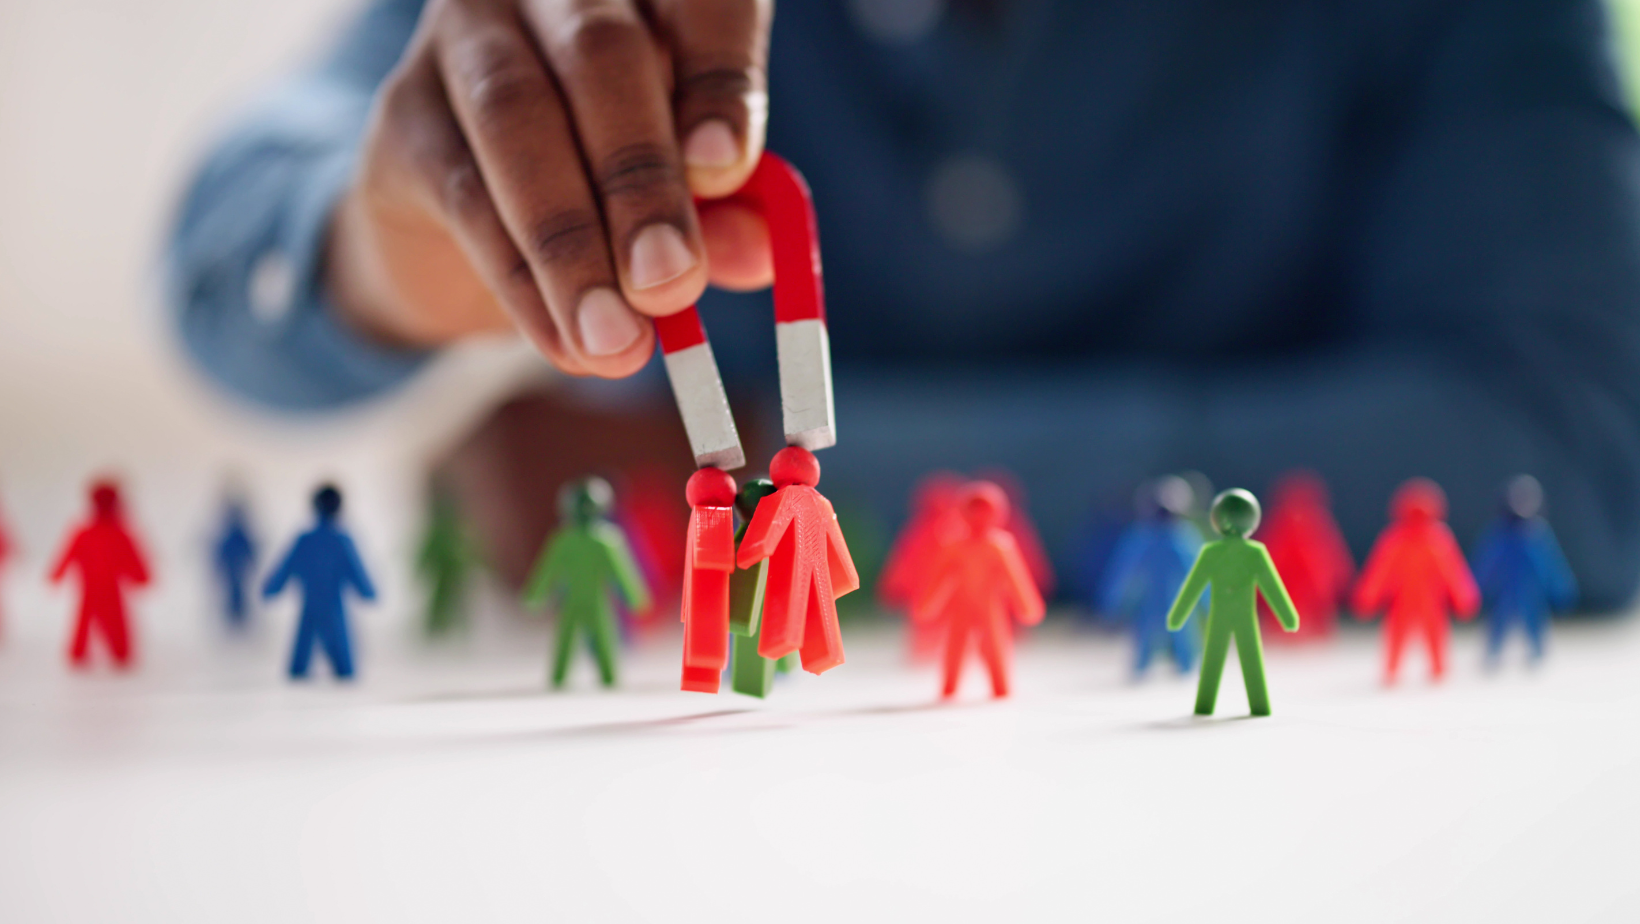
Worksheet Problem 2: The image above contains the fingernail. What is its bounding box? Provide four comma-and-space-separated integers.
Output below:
577, 287, 642, 356
683, 120, 740, 169
629, 224, 697, 290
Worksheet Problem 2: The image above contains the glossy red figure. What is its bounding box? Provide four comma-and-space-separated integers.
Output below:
1352, 479, 1480, 683
1258, 471, 1354, 641
879, 472, 966, 661
914, 482, 1045, 699
49, 481, 150, 669
736, 447, 860, 673
680, 468, 737, 693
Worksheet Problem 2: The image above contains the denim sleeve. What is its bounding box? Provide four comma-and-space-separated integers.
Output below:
167, 0, 430, 410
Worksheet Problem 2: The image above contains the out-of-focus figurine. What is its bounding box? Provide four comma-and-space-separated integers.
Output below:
1098, 476, 1203, 676
913, 481, 1045, 699
523, 477, 649, 689
417, 483, 477, 638
1352, 479, 1480, 684
264, 485, 376, 680
50, 480, 151, 669
1471, 475, 1577, 665
212, 489, 258, 632
1258, 471, 1353, 641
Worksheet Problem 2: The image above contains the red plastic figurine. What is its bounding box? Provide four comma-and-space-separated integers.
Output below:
977, 469, 1057, 600
0, 499, 12, 641
879, 472, 966, 660
736, 447, 859, 673
1259, 471, 1354, 641
49, 480, 151, 669
1352, 478, 1480, 683
913, 481, 1045, 699
680, 467, 738, 693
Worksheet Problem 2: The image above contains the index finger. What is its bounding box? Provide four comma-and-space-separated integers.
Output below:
652, 0, 772, 199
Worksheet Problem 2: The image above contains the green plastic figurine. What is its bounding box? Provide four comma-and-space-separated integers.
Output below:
417, 485, 477, 637
1166, 488, 1300, 716
523, 477, 650, 689
727, 478, 795, 697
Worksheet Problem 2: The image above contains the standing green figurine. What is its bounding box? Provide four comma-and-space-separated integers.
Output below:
1166, 489, 1300, 716
417, 486, 477, 637
728, 478, 795, 697
523, 477, 650, 689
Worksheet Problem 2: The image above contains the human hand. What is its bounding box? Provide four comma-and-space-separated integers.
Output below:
326, 0, 776, 377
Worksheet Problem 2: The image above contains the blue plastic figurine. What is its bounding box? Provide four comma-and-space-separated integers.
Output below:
1471, 475, 1577, 665
263, 485, 376, 680
1096, 476, 1205, 674
213, 494, 258, 630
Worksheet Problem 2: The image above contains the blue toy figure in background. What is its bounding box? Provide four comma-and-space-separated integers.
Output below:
263, 485, 376, 680
213, 495, 258, 630
1097, 476, 1205, 675
1471, 475, 1577, 665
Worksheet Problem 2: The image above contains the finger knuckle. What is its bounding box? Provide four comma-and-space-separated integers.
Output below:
679, 65, 759, 105
528, 210, 603, 267
439, 158, 489, 220
556, 6, 648, 65
457, 43, 543, 126
595, 143, 683, 206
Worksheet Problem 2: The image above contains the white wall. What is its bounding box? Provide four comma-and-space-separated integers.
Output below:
0, 0, 540, 646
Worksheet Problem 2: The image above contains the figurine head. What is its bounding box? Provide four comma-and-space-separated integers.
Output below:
958, 481, 1010, 533
1137, 475, 1193, 521
1391, 478, 1447, 522
313, 484, 343, 522
558, 476, 614, 526
90, 480, 121, 519
1209, 488, 1261, 538
685, 467, 737, 509
1504, 474, 1543, 520
1272, 469, 1329, 510
735, 477, 776, 521
770, 446, 820, 488
912, 471, 966, 515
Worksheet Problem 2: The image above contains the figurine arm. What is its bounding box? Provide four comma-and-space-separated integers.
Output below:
122, 532, 151, 587
823, 501, 861, 598
48, 532, 82, 584
910, 552, 956, 626
522, 537, 567, 611
1469, 525, 1505, 600
1531, 524, 1579, 611
342, 535, 377, 601
1166, 550, 1212, 632
736, 491, 795, 569
604, 530, 652, 614
998, 535, 1045, 627
1253, 544, 1301, 632
1349, 533, 1397, 616
1095, 530, 1143, 614
1436, 529, 1481, 619
261, 539, 301, 599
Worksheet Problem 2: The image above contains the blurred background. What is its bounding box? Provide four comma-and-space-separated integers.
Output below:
7, 0, 1640, 643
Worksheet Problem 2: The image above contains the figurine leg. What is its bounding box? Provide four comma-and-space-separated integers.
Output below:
67, 607, 94, 666
756, 534, 804, 660
1524, 608, 1547, 661
320, 616, 354, 680
729, 632, 776, 698
1194, 618, 1231, 715
1485, 613, 1508, 665
977, 622, 1011, 698
550, 614, 578, 689
1234, 622, 1270, 716
1131, 623, 1154, 675
941, 621, 970, 698
288, 615, 318, 678
797, 578, 844, 674
103, 607, 132, 668
587, 611, 619, 687
1382, 618, 1409, 684
1425, 618, 1448, 680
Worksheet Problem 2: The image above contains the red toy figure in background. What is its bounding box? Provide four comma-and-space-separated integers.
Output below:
1352, 478, 1480, 683
914, 482, 1045, 699
736, 447, 859, 673
1259, 471, 1355, 641
0, 500, 12, 641
879, 472, 966, 661
977, 468, 1056, 600
49, 480, 151, 669
680, 468, 737, 693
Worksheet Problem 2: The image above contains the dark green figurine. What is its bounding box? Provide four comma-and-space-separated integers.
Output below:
727, 478, 794, 697
1166, 488, 1300, 716
417, 486, 476, 637
523, 477, 650, 689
